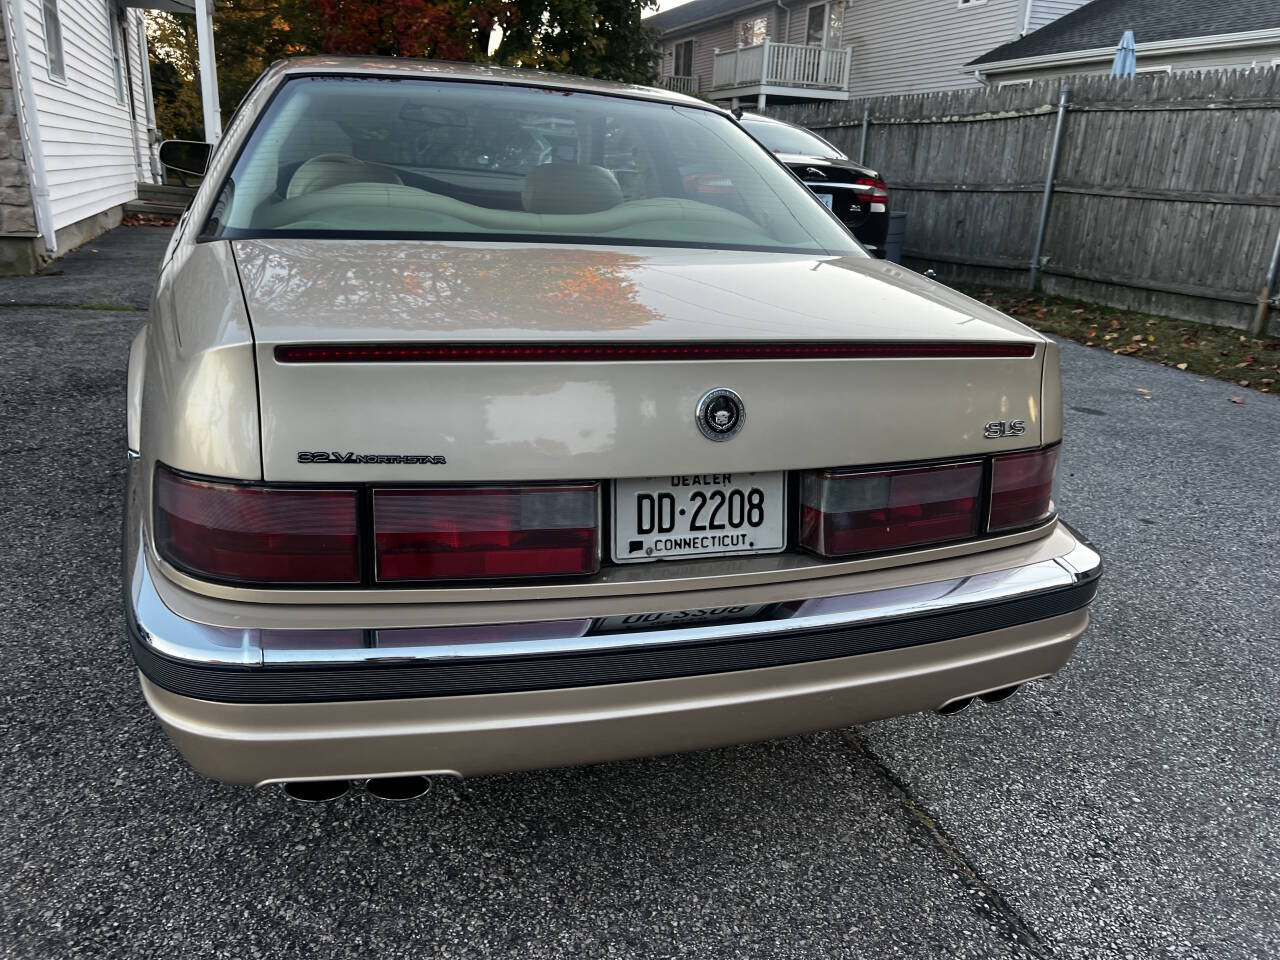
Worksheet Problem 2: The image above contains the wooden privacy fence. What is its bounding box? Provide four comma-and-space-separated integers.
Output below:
769, 69, 1280, 333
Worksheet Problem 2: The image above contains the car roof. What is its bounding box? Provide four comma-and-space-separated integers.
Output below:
738, 112, 793, 127
263, 57, 719, 111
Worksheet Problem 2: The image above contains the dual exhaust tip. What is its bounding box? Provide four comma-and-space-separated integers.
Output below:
282, 774, 435, 804
282, 686, 1029, 799
936, 683, 1023, 716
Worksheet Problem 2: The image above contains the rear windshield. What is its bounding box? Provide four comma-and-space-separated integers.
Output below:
204, 76, 862, 255
741, 118, 845, 160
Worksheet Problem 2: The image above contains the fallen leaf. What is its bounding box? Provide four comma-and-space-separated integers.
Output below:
1228, 395, 1246, 404
1238, 380, 1250, 387
1175, 362, 1188, 370
1147, 335, 1156, 342
1070, 308, 1084, 314
1136, 388, 1150, 395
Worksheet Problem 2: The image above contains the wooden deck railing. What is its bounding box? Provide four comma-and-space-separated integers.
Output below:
712, 41, 852, 92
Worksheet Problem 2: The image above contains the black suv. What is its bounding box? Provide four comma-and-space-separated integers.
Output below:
739, 113, 890, 257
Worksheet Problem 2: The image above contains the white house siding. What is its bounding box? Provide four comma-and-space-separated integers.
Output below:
842, 0, 1024, 98
20, 0, 143, 232
1025, 0, 1088, 34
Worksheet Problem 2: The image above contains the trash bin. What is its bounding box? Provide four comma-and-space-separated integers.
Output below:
885, 212, 907, 264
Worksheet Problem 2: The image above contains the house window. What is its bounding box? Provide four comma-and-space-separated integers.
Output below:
41, 0, 66, 81
673, 39, 694, 77
805, 2, 844, 47
107, 4, 126, 102
737, 15, 768, 47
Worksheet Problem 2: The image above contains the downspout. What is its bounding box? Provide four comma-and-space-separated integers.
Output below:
116, 7, 145, 183
1029, 83, 1071, 290
137, 14, 160, 180
1020, 0, 1035, 36
1, 0, 56, 251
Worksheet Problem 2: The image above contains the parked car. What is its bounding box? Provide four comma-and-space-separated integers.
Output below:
738, 112, 891, 257
128, 58, 1100, 799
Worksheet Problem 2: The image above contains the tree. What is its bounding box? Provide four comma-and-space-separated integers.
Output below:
311, 0, 660, 83
146, 0, 661, 143
493, 0, 660, 85
147, 0, 323, 141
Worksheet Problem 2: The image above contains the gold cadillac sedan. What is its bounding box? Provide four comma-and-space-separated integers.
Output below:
124, 58, 1100, 800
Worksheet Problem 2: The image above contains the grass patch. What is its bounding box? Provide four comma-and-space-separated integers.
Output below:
958, 285, 1278, 394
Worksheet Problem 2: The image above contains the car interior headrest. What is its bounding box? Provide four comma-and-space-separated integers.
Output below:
287, 154, 403, 198
522, 164, 623, 215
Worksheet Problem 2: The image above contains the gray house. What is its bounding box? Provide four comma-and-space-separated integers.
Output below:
970, 0, 1280, 83
646, 0, 1090, 108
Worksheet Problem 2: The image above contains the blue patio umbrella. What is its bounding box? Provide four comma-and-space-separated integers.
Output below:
1111, 30, 1137, 78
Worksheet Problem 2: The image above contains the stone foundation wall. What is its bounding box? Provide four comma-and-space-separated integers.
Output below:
0, 11, 41, 273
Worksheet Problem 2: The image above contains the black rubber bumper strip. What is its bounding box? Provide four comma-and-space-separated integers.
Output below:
129, 572, 1099, 705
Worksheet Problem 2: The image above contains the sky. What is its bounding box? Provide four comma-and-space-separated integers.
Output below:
649, 0, 697, 14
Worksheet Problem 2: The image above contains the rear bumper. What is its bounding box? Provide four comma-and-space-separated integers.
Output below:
126, 497, 1101, 784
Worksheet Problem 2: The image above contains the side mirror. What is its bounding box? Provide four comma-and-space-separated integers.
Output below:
159, 140, 212, 177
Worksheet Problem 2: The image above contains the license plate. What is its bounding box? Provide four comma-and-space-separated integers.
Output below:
593, 603, 770, 633
612, 472, 787, 563
817, 192, 834, 210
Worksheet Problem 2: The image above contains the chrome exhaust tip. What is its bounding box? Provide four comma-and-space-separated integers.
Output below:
282, 779, 351, 804
937, 696, 974, 715
979, 684, 1022, 704
365, 775, 433, 802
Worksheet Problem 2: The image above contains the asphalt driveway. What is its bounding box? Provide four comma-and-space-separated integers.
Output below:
1, 226, 1276, 960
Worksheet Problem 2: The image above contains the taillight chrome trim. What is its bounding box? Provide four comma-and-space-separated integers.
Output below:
273, 341, 1037, 364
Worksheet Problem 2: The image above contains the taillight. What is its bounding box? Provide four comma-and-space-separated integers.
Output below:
800, 462, 982, 558
989, 447, 1058, 532
154, 467, 360, 584
855, 176, 889, 207
374, 485, 599, 581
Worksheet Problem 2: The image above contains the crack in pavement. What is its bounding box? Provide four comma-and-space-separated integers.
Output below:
842, 728, 1054, 959
0, 302, 145, 312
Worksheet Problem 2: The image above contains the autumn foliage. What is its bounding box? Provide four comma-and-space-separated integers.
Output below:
311, 0, 508, 61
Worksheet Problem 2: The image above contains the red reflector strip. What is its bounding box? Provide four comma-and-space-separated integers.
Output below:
373, 485, 599, 581
989, 447, 1059, 532
800, 462, 982, 558
154, 468, 360, 584
274, 341, 1036, 364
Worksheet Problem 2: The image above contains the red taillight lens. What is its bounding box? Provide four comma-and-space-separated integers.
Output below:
855, 176, 889, 205
374, 485, 599, 581
800, 462, 982, 557
154, 467, 360, 584
989, 447, 1058, 532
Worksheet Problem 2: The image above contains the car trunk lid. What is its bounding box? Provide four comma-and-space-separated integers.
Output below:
233, 239, 1045, 483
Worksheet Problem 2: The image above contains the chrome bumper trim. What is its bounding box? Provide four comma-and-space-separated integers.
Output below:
126, 517, 1100, 704
126, 524, 1101, 670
